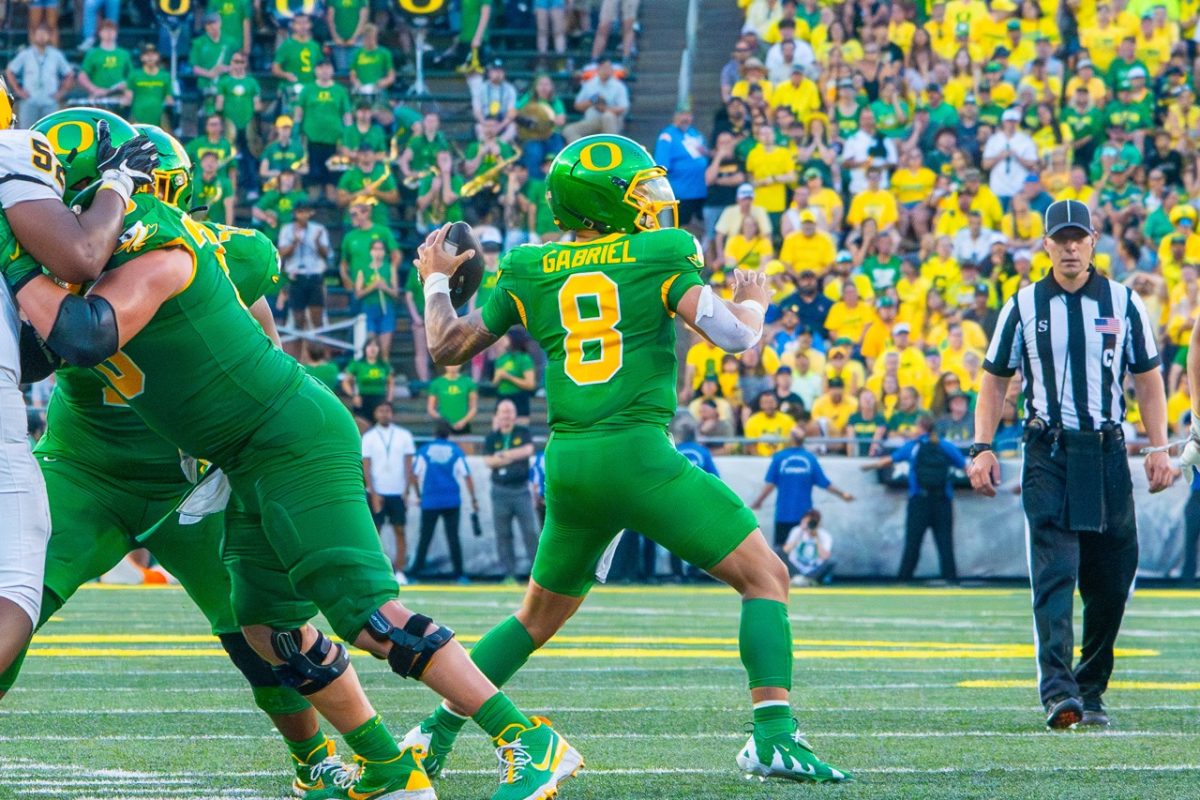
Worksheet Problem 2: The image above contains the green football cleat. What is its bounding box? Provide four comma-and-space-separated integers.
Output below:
292, 740, 355, 797
400, 715, 461, 779
736, 722, 851, 784
302, 748, 436, 800
490, 717, 583, 800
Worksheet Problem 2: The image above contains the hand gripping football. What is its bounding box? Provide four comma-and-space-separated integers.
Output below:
442, 221, 487, 307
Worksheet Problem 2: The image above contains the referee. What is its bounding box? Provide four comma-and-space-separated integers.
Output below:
967, 199, 1175, 731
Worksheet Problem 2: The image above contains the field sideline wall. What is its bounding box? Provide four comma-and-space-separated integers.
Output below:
378, 457, 1190, 580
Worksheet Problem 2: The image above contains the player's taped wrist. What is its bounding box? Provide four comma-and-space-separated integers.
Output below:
694, 285, 763, 353
98, 170, 135, 204
738, 299, 766, 318
423, 272, 450, 301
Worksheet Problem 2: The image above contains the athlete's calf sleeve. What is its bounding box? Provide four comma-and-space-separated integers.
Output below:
739, 598, 794, 691
218, 632, 313, 716
0, 588, 63, 693
468, 615, 537, 687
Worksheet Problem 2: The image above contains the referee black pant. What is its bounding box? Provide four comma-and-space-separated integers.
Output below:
1022, 433, 1138, 706
898, 492, 957, 582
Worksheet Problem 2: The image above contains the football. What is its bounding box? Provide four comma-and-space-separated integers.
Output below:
442, 221, 487, 307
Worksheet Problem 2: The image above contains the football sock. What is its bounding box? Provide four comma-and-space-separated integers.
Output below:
473, 692, 533, 740
739, 598, 794, 691
344, 715, 401, 762
752, 700, 794, 739
286, 730, 332, 764
469, 615, 537, 688
432, 702, 471, 733
433, 616, 535, 735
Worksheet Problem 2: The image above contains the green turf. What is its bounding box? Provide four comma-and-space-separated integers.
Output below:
4, 584, 1200, 799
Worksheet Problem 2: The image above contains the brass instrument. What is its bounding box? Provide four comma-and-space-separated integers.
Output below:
516, 101, 556, 142
403, 166, 439, 189
261, 153, 307, 193
461, 146, 523, 198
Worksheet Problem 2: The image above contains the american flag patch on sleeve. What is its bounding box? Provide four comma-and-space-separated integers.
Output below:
1094, 317, 1122, 334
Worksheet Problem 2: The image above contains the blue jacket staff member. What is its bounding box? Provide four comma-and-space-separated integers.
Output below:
969, 199, 1175, 732
861, 414, 967, 582
750, 425, 853, 547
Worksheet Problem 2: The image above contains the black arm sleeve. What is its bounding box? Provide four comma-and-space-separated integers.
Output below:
45, 293, 120, 368
18, 322, 62, 383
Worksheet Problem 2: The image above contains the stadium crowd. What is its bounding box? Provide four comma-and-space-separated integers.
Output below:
8, 0, 1200, 464
665, 0, 1200, 458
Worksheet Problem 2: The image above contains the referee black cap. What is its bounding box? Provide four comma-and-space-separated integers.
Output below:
1044, 200, 1093, 238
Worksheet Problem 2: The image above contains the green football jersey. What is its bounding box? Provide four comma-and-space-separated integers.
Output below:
37, 216, 285, 483
480, 228, 704, 433
90, 196, 305, 464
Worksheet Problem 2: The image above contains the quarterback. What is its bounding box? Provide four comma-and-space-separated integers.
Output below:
0, 85, 158, 675
411, 135, 850, 783
4, 108, 577, 800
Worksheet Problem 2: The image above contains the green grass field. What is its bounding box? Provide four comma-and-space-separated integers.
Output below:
4, 583, 1200, 800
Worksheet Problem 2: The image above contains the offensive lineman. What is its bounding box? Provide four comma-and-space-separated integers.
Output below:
0, 85, 159, 674
6, 109, 579, 800
409, 134, 850, 783
0, 121, 359, 796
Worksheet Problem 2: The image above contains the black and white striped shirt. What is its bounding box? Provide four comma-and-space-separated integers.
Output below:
982, 268, 1160, 431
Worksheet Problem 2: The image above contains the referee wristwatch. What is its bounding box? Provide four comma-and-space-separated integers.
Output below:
968, 443, 993, 459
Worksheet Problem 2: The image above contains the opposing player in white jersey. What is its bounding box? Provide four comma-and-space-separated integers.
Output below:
0, 84, 159, 672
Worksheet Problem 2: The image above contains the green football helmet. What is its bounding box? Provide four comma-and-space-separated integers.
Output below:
546, 134, 678, 234
30, 107, 139, 203
134, 123, 193, 210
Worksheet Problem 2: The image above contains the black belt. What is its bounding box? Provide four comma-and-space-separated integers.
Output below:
1023, 419, 1125, 452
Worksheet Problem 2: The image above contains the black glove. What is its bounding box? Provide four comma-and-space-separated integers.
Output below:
95, 119, 160, 199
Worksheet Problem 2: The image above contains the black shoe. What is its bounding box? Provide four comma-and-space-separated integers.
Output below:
1078, 697, 1110, 728
1044, 695, 1083, 730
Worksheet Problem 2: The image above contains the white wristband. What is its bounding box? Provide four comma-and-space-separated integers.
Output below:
423, 272, 450, 300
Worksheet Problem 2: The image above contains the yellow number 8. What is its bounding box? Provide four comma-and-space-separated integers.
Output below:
559, 272, 622, 385
578, 141, 623, 172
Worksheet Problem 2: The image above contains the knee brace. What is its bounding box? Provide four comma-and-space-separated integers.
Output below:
269, 629, 350, 696
219, 633, 313, 715
365, 610, 455, 679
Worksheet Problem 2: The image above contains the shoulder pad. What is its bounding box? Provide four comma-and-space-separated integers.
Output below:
0, 130, 65, 198
652, 228, 704, 269
112, 195, 188, 261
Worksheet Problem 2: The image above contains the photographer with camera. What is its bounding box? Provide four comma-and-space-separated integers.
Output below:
778, 510, 835, 587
